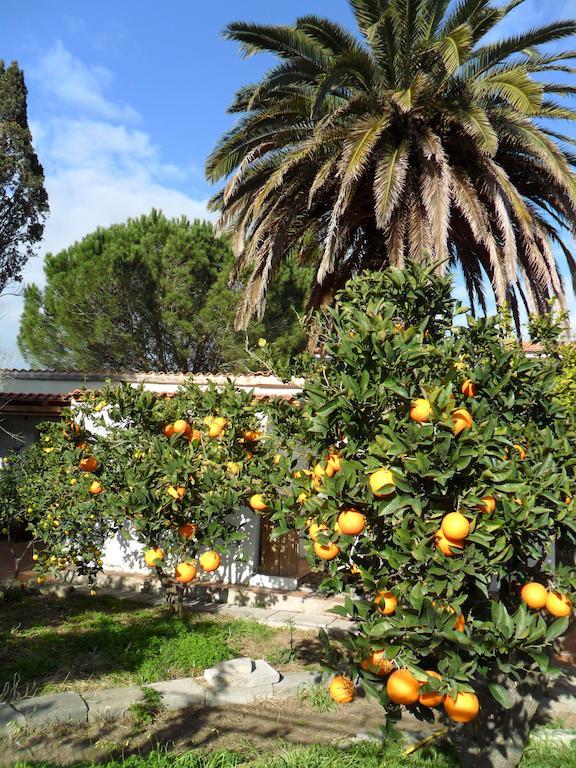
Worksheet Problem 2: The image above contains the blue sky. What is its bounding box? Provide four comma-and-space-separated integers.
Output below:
0, 0, 575, 368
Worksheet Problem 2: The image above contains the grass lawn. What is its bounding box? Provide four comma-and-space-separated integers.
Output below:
10, 739, 576, 768
0, 592, 320, 696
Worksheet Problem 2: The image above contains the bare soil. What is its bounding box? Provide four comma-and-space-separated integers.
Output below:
0, 695, 395, 767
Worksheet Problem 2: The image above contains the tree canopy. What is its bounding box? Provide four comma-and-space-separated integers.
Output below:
0, 60, 48, 294
18, 210, 308, 372
207, 0, 576, 332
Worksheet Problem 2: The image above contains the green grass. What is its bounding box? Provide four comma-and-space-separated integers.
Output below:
296, 683, 338, 713
11, 739, 576, 768
0, 594, 277, 695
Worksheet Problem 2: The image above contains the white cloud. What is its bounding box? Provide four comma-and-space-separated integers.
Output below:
30, 41, 138, 122
0, 43, 213, 369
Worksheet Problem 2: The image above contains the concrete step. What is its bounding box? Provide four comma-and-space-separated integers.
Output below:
75, 570, 344, 615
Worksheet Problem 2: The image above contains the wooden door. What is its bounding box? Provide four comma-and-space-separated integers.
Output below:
259, 515, 300, 577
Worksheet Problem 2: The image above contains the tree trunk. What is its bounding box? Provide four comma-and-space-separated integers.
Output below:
157, 569, 185, 618
449, 673, 549, 768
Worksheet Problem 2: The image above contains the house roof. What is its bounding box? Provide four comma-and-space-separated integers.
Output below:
0, 339, 549, 414
0, 370, 303, 414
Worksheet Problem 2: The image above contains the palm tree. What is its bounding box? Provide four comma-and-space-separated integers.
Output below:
206, 0, 576, 331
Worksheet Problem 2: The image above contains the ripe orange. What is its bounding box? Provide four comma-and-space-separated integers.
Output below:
410, 398, 432, 423
227, 462, 240, 476
435, 530, 464, 556
478, 495, 496, 514
326, 453, 342, 477
444, 691, 480, 723
189, 429, 202, 443
89, 481, 103, 495
243, 430, 261, 443
329, 676, 355, 704
369, 468, 395, 497
313, 463, 326, 478
249, 494, 268, 512
208, 423, 224, 438
375, 590, 398, 615
178, 522, 197, 540
418, 671, 444, 708
144, 547, 164, 567
245, 450, 254, 461
452, 408, 473, 435
461, 380, 477, 398
441, 512, 470, 541
173, 419, 191, 436
199, 550, 221, 572
386, 669, 420, 705
454, 612, 466, 632
520, 582, 548, 610
175, 561, 197, 584
313, 541, 340, 560
163, 424, 175, 438
79, 456, 98, 473
546, 592, 572, 618
360, 650, 394, 677
337, 510, 366, 536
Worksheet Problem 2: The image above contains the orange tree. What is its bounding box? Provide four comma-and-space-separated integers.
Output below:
0, 427, 118, 587
4, 380, 284, 613
265, 264, 576, 768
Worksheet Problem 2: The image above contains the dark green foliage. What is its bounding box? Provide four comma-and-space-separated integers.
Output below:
18, 211, 308, 372
0, 60, 48, 293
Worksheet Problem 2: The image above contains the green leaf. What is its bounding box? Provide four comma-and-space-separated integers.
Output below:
545, 616, 569, 642
488, 682, 511, 709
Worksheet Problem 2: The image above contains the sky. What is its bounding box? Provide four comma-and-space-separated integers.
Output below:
1, 0, 576, 368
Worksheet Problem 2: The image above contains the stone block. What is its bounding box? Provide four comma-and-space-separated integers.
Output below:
249, 659, 281, 687
272, 671, 323, 699
204, 657, 254, 687
326, 619, 354, 634
291, 613, 337, 629
14, 692, 88, 725
264, 610, 300, 627
0, 702, 26, 732
82, 686, 146, 723
148, 678, 206, 709
204, 683, 275, 706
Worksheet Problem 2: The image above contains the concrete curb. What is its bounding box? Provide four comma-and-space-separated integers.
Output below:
0, 664, 323, 734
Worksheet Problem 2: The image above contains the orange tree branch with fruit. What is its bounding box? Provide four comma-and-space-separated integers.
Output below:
263, 264, 576, 768
0, 420, 119, 586
1, 379, 286, 614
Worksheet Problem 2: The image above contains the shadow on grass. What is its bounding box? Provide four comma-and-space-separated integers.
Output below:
0, 594, 235, 695
0, 594, 326, 698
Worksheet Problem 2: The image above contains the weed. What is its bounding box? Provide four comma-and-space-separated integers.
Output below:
129, 687, 164, 727
296, 683, 337, 713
